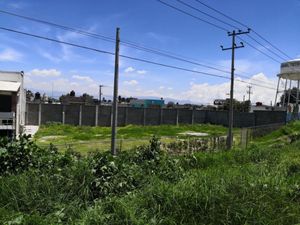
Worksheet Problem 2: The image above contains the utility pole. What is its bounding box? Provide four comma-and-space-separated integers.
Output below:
221, 29, 250, 149
246, 85, 252, 101
111, 27, 120, 155
99, 84, 104, 106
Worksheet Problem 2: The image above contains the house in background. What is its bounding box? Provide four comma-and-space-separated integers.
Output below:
0, 71, 26, 138
130, 99, 165, 108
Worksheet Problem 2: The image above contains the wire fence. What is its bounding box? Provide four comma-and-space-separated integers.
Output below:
239, 123, 285, 149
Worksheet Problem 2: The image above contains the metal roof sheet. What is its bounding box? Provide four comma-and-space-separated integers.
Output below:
0, 81, 21, 92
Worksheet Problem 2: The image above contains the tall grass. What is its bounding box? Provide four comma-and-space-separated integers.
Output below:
1, 122, 300, 224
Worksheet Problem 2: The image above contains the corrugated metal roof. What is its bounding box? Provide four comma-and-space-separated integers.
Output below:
0, 81, 21, 92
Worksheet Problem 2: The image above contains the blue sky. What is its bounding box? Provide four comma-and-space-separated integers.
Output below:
0, 0, 299, 104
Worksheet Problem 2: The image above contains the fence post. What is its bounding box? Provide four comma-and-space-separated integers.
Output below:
143, 108, 146, 126
160, 108, 163, 125
176, 109, 179, 126
79, 105, 82, 126
124, 107, 128, 125
95, 105, 98, 126
191, 108, 195, 125
62, 105, 65, 124
110, 106, 113, 127
38, 103, 42, 126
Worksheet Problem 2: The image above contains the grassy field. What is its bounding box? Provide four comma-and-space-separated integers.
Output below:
34, 123, 233, 153
1, 122, 300, 224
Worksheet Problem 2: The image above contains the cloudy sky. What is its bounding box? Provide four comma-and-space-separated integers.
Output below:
0, 0, 300, 104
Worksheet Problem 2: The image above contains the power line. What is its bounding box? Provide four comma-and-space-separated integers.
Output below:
0, 26, 276, 91
192, 0, 292, 60
0, 9, 253, 78
173, 0, 289, 61
175, 0, 236, 29
0, 27, 115, 55
157, 0, 284, 64
156, 0, 228, 32
237, 37, 282, 64
0, 8, 275, 87
251, 30, 292, 60
0, 9, 116, 43
246, 34, 287, 61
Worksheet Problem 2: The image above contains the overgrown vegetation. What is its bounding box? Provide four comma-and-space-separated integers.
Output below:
1, 122, 300, 224
35, 123, 228, 141
34, 123, 231, 153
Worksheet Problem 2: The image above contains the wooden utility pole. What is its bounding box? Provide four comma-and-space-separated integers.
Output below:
111, 27, 120, 155
221, 29, 250, 149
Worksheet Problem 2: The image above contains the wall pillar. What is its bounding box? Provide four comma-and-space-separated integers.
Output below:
143, 108, 146, 126
62, 105, 65, 124
124, 107, 128, 125
191, 109, 195, 125
110, 106, 113, 127
25, 103, 29, 125
79, 105, 82, 126
160, 108, 163, 125
38, 103, 42, 126
95, 105, 99, 126
176, 109, 179, 126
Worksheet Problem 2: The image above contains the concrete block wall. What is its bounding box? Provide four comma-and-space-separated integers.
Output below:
25, 103, 286, 128
41, 104, 62, 124
82, 105, 96, 126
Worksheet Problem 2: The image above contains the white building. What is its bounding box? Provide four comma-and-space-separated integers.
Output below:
0, 71, 26, 138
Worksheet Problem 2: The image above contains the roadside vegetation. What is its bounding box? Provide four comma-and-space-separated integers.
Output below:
1, 122, 300, 224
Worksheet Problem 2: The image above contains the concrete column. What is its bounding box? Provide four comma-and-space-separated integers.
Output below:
62, 105, 65, 124
110, 106, 113, 127
274, 76, 281, 106
38, 103, 42, 126
191, 109, 195, 125
282, 79, 288, 107
124, 107, 128, 125
95, 105, 99, 126
25, 103, 29, 125
160, 108, 163, 125
287, 80, 292, 106
176, 109, 179, 126
143, 108, 146, 126
79, 105, 82, 126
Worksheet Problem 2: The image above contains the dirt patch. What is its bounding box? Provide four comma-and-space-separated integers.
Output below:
178, 131, 209, 137
39, 135, 66, 142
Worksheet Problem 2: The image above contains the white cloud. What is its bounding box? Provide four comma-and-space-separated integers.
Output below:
29, 69, 61, 77
124, 80, 138, 86
8, 2, 26, 9
39, 52, 61, 63
137, 70, 147, 75
0, 48, 22, 62
72, 75, 93, 83
125, 67, 135, 73
24, 77, 107, 98
181, 73, 277, 105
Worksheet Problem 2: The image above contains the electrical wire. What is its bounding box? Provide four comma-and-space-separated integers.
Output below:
0, 9, 251, 77
171, 0, 290, 61
192, 0, 293, 60
0, 26, 276, 90
0, 8, 275, 87
156, 0, 228, 32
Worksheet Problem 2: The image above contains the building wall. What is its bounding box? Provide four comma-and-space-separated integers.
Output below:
26, 103, 287, 128
0, 71, 25, 137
